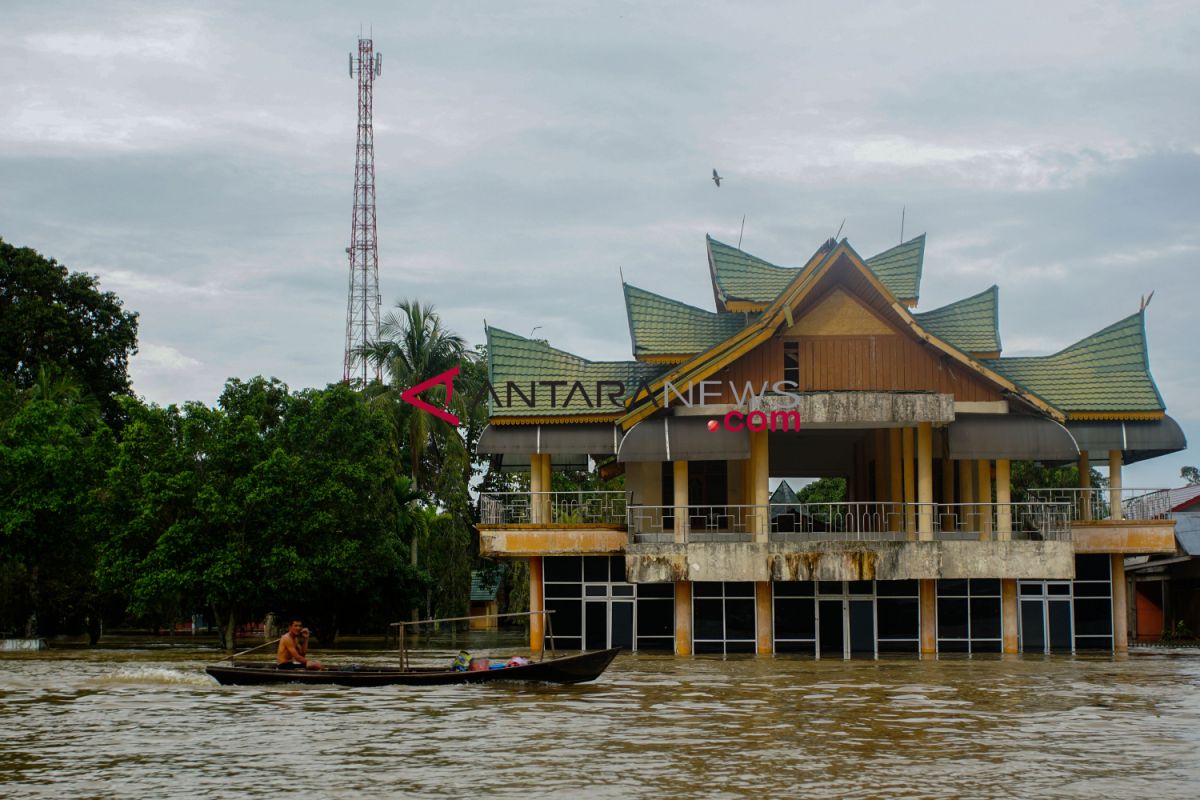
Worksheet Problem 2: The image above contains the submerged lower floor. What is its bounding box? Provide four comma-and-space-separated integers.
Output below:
530, 553, 1123, 657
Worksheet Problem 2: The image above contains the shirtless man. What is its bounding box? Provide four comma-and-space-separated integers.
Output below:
276, 619, 312, 669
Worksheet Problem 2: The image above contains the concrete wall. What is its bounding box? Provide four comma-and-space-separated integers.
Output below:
625, 540, 1076, 583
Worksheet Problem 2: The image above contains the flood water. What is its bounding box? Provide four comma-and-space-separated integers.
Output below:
2, 636, 1199, 799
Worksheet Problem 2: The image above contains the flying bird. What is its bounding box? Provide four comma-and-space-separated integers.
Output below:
712, 169, 723, 187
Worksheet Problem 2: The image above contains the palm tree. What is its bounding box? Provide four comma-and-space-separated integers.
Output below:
363, 300, 470, 491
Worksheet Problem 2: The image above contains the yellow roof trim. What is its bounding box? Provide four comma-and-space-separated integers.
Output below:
489, 413, 622, 425
620, 240, 1066, 427
637, 353, 691, 364
723, 300, 767, 313
1068, 410, 1166, 421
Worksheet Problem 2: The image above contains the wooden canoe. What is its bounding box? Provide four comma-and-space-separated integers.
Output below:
205, 648, 619, 687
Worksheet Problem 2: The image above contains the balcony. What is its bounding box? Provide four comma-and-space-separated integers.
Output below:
624, 501, 1076, 583
626, 502, 1071, 544
477, 491, 628, 556
1028, 487, 1178, 554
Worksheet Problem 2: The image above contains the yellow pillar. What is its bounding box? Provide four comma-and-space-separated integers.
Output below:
756, 582, 773, 655
541, 453, 553, 522
995, 458, 1011, 541
942, 457, 955, 506
529, 454, 545, 524
919, 579, 937, 656
889, 428, 903, 532
873, 429, 887, 502
959, 458, 975, 532
752, 429, 770, 541
529, 556, 544, 652
977, 459, 993, 541
1109, 450, 1123, 520
917, 422, 934, 540
673, 460, 689, 543
1112, 554, 1128, 652
1001, 578, 1018, 654
902, 427, 916, 539
1079, 450, 1092, 521
674, 580, 692, 656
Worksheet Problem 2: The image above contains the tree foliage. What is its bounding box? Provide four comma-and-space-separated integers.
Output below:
0, 239, 138, 424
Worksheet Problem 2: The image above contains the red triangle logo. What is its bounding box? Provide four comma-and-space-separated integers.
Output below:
400, 365, 461, 426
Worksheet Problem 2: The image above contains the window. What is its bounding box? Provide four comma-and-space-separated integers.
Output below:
542, 556, 671, 651
693, 582, 756, 654
937, 579, 1003, 654
1073, 554, 1113, 651
783, 341, 800, 387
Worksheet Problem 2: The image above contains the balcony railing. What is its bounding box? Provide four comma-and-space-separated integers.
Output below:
1027, 487, 1173, 522
479, 491, 628, 526
627, 502, 1072, 544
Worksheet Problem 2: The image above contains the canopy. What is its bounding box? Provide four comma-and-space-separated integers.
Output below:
476, 423, 622, 456
1066, 416, 1187, 465
947, 414, 1079, 461
617, 416, 750, 462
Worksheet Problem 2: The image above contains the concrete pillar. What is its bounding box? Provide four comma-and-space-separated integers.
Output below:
977, 459, 993, 541
919, 578, 937, 656
673, 460, 689, 543
529, 556, 544, 652
756, 581, 773, 655
1079, 450, 1092, 521
902, 427, 916, 539
996, 458, 1012, 541
1112, 554, 1128, 652
917, 422, 934, 540
959, 458, 975, 532
873, 429, 887, 503
674, 580, 693, 656
752, 429, 770, 542
1109, 450, 1123, 521
889, 428, 903, 532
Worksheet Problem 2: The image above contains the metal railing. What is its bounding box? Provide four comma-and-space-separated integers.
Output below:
626, 501, 1072, 544
1027, 487, 1173, 522
479, 491, 627, 526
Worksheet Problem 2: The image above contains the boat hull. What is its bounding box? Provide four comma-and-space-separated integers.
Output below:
204, 648, 619, 687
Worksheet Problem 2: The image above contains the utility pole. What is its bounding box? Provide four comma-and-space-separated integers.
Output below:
343, 36, 383, 386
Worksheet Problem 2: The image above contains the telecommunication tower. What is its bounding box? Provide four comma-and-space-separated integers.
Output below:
342, 36, 383, 385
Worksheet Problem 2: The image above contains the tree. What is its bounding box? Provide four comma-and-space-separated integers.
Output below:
0, 239, 138, 424
97, 380, 415, 648
796, 478, 848, 504
0, 391, 114, 637
1182, 466, 1200, 486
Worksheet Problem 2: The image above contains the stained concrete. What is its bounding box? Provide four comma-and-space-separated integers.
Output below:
751, 392, 955, 426
625, 540, 1075, 583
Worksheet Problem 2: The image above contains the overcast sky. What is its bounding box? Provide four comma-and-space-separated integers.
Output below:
3, 1, 1198, 487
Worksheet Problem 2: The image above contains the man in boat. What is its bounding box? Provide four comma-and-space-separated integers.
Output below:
276, 619, 320, 669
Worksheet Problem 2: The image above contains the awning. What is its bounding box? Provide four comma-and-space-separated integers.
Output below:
617, 416, 750, 462
476, 423, 622, 456
1066, 416, 1187, 465
947, 414, 1079, 461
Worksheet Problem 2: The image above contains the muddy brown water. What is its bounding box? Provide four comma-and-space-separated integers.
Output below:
2, 636, 1198, 799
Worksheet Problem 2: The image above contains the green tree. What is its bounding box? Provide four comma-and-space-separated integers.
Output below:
0, 392, 114, 636
796, 477, 848, 503
1181, 466, 1200, 486
0, 239, 138, 424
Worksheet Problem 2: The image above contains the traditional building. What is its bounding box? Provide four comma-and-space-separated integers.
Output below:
476, 234, 1187, 657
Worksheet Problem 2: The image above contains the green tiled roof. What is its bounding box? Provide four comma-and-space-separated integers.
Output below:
913, 285, 1001, 354
708, 234, 925, 306
707, 236, 798, 305
487, 327, 666, 418
864, 234, 925, 302
984, 312, 1165, 414
623, 283, 748, 359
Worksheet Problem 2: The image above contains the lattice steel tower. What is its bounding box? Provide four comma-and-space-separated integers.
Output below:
343, 36, 383, 385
